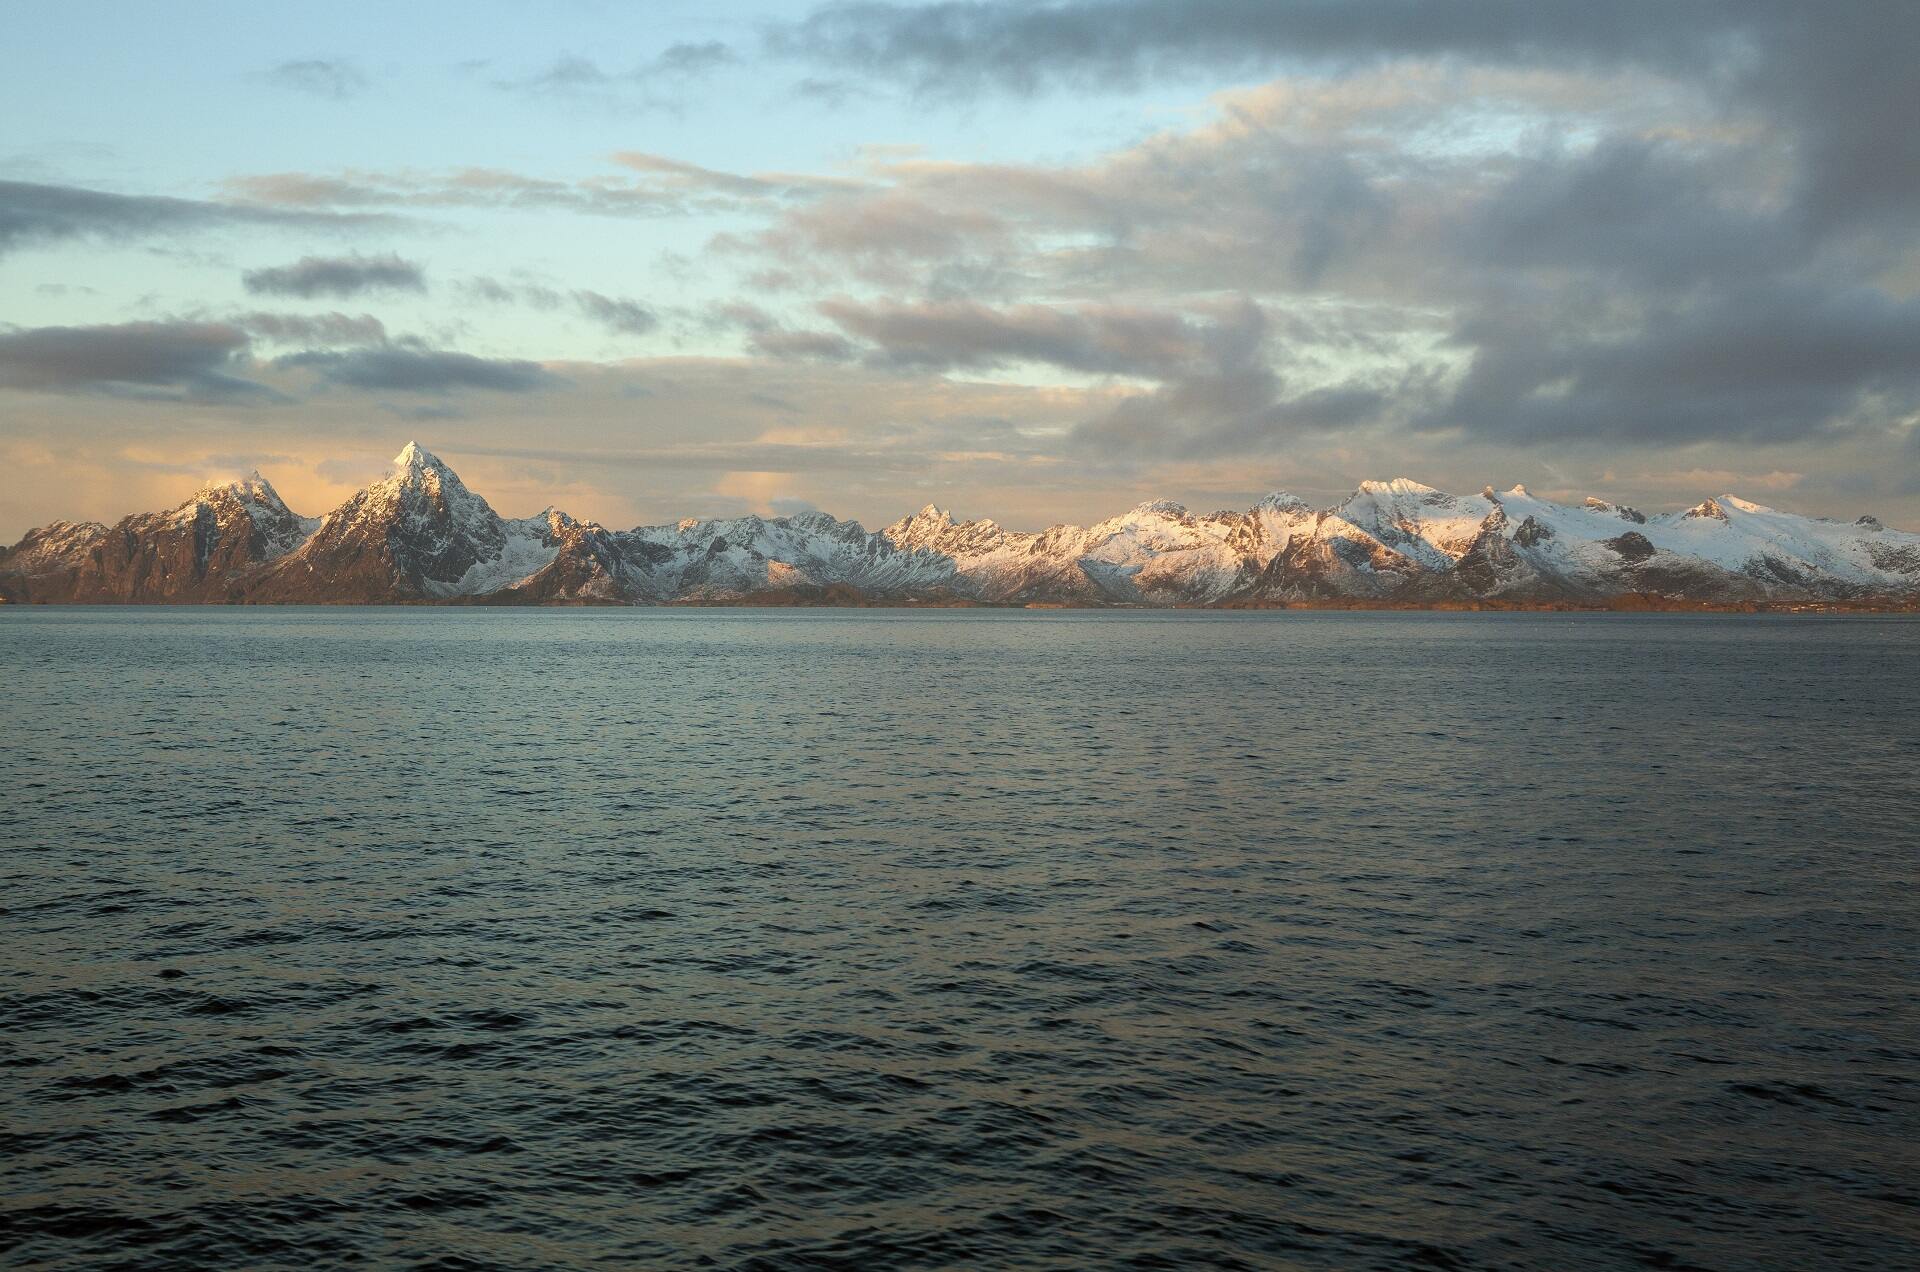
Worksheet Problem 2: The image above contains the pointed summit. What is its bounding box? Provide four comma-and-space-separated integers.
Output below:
393, 440, 446, 472
1683, 498, 1729, 522
383, 441, 473, 500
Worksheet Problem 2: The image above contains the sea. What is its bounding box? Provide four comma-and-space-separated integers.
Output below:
1, 607, 1915, 1270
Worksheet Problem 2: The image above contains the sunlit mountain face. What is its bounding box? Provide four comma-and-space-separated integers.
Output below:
7, 444, 1918, 607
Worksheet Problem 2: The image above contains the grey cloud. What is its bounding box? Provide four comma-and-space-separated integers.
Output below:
0, 321, 273, 400
749, 328, 858, 361
495, 42, 735, 105
243, 253, 426, 298
775, 2, 1920, 233
232, 311, 388, 346
278, 347, 558, 393
573, 291, 658, 336
0, 179, 393, 256
1424, 283, 1920, 445
461, 277, 652, 332
461, 276, 564, 309
1464, 139, 1804, 288
775, 2, 1776, 96
729, 7, 1920, 456
818, 297, 1251, 377
710, 301, 858, 361
386, 402, 468, 422
811, 295, 1385, 458
263, 58, 368, 99
719, 192, 1009, 286
654, 41, 734, 75
790, 77, 867, 107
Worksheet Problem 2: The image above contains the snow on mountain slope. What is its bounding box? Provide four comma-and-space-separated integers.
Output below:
0, 471, 320, 602
166, 471, 318, 559
1490, 487, 1920, 598
1330, 479, 1497, 571
249, 443, 558, 601
1, 520, 108, 576
876, 495, 1319, 603
7, 446, 1917, 605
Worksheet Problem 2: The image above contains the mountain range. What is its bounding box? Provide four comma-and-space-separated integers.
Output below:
5, 443, 1918, 609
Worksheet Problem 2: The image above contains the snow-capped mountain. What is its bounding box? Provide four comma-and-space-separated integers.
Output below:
4, 444, 1917, 607
247, 442, 562, 603
0, 470, 317, 602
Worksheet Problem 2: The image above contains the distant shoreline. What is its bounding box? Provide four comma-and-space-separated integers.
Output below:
7, 592, 1917, 614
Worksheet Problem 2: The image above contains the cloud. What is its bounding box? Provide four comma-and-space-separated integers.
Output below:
749, 328, 858, 361
231, 311, 388, 346
696, 23, 1920, 458
710, 302, 856, 361
0, 179, 393, 256
461, 276, 564, 308
242, 253, 426, 298
817, 297, 1245, 377
1462, 137, 1800, 288
801, 295, 1395, 458
222, 152, 851, 220
0, 321, 272, 400
572, 291, 658, 336
1423, 283, 1920, 445
493, 42, 736, 109
463, 277, 657, 334
772, 2, 1920, 234
278, 347, 558, 393
262, 58, 368, 99
771, 3, 1772, 97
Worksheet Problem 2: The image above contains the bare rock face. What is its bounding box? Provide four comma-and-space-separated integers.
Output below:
0, 521, 108, 601
7, 447, 1920, 607
245, 443, 521, 603
491, 515, 647, 604
0, 475, 312, 602
1605, 531, 1658, 563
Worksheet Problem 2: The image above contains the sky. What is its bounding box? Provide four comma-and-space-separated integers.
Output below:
4, 0, 1919, 540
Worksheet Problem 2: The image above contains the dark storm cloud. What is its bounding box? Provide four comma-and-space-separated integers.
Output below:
775, 1, 1920, 229
1424, 284, 1920, 446
242, 253, 426, 298
741, 1, 1920, 458
0, 321, 273, 400
262, 59, 369, 99
278, 347, 557, 393
1462, 139, 1804, 288
0, 180, 392, 256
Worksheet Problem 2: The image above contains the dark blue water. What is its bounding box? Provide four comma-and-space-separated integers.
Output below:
2, 608, 1916, 1270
